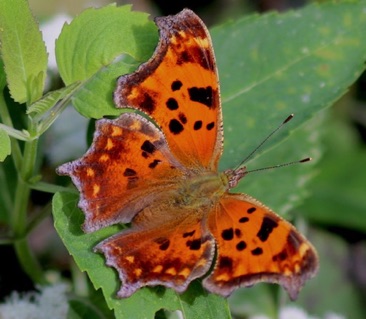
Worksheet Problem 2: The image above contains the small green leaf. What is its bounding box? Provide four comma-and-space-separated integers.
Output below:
55, 5, 158, 118
0, 0, 48, 104
28, 82, 80, 117
0, 128, 11, 161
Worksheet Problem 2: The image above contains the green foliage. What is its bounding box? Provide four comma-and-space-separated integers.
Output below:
0, 0, 366, 318
0, 0, 47, 104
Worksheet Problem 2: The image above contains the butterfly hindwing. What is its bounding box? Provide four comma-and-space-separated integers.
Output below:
204, 194, 318, 300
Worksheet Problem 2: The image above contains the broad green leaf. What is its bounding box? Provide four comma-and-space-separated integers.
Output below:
0, 0, 47, 104
213, 1, 366, 169
300, 113, 366, 232
55, 5, 158, 118
52, 192, 230, 319
0, 128, 10, 161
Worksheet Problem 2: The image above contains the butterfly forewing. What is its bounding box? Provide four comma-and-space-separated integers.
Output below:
114, 9, 223, 170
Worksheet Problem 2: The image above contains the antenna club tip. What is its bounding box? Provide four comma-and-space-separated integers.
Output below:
300, 157, 312, 163
283, 114, 294, 124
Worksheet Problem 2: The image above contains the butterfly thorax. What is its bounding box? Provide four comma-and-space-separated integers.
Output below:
175, 171, 228, 209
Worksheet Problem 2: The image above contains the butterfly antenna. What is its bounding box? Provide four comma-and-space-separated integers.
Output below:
245, 157, 312, 174
236, 114, 294, 169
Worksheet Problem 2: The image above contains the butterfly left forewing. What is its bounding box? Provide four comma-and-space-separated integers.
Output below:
114, 9, 223, 170
204, 194, 318, 300
57, 113, 185, 232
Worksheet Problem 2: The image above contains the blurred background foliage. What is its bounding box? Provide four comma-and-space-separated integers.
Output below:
1, 0, 365, 318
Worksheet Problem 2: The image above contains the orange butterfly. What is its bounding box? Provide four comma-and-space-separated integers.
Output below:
58, 9, 318, 299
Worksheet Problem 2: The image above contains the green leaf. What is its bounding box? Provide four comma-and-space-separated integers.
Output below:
0, 0, 48, 104
0, 128, 11, 161
53, 192, 230, 319
300, 113, 366, 232
55, 4, 158, 118
213, 1, 366, 169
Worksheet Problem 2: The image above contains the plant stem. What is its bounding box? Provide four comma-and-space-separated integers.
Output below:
0, 92, 22, 170
12, 119, 46, 284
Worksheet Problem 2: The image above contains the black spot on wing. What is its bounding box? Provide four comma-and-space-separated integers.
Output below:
148, 159, 161, 169
169, 119, 184, 134
188, 86, 213, 108
166, 97, 179, 110
139, 92, 156, 113
206, 122, 215, 131
251, 247, 263, 256
257, 216, 279, 242
236, 241, 247, 251
141, 140, 156, 155
155, 237, 170, 251
239, 217, 249, 223
218, 256, 233, 268
171, 80, 183, 91
221, 228, 234, 241
123, 168, 137, 177
186, 239, 201, 250
178, 113, 187, 124
193, 120, 202, 130
247, 207, 256, 214
182, 230, 196, 238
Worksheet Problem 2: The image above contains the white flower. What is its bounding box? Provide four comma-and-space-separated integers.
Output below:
0, 283, 69, 319
249, 305, 346, 319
